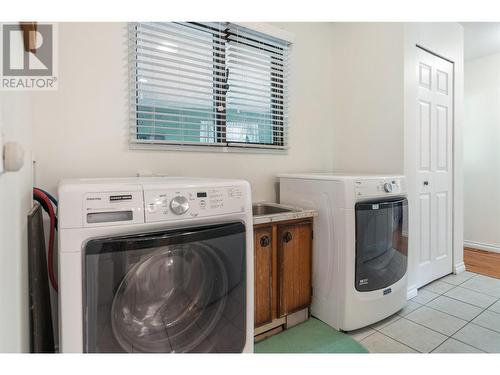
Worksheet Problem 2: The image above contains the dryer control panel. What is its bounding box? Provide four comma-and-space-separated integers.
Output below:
354, 177, 406, 198
144, 185, 246, 222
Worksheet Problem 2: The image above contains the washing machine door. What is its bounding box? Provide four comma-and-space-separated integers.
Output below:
83, 222, 246, 353
354, 198, 408, 292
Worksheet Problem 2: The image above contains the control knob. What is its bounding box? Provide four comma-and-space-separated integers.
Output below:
170, 195, 189, 215
383, 183, 393, 193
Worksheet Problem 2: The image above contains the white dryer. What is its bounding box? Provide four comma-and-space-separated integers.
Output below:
279, 174, 408, 331
58, 177, 253, 353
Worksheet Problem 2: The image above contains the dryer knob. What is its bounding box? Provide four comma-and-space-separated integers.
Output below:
170, 195, 189, 215
383, 183, 393, 193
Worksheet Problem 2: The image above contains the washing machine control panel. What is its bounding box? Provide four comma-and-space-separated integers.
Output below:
82, 190, 144, 227
354, 178, 405, 198
144, 185, 246, 222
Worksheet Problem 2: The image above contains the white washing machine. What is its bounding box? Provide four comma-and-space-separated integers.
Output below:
58, 177, 253, 353
279, 174, 408, 331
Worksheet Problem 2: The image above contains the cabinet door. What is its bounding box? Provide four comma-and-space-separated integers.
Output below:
254, 227, 273, 327
278, 222, 312, 317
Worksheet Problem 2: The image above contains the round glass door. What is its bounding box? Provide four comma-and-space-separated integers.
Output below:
111, 243, 228, 353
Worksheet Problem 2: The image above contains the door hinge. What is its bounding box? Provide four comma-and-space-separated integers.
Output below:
311, 230, 314, 240
311, 286, 313, 296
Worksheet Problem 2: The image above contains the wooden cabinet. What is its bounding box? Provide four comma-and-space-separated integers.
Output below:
278, 222, 312, 316
254, 218, 313, 333
254, 226, 273, 326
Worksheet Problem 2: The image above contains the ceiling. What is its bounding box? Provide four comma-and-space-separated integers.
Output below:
463, 22, 500, 60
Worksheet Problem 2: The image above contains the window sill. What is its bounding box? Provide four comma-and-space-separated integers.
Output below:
129, 142, 289, 155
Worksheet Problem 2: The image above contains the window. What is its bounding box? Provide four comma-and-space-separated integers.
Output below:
129, 22, 290, 150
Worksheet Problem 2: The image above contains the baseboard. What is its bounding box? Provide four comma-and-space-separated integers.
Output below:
453, 262, 466, 275
464, 240, 500, 254
407, 286, 418, 300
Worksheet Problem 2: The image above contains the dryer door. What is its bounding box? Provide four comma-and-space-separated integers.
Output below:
355, 198, 408, 292
83, 222, 246, 353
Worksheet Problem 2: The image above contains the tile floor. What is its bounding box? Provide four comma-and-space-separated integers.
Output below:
347, 271, 500, 353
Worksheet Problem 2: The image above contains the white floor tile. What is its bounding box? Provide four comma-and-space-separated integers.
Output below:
411, 289, 439, 305
488, 299, 500, 314
453, 323, 500, 353
422, 280, 455, 295
347, 326, 376, 341
405, 306, 468, 336
432, 338, 483, 353
440, 271, 476, 286
360, 332, 417, 353
444, 286, 497, 308
380, 318, 447, 353
461, 275, 500, 298
471, 310, 500, 334
397, 301, 422, 317
427, 296, 483, 321
370, 314, 401, 331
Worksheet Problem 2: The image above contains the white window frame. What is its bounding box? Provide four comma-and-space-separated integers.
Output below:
128, 22, 293, 154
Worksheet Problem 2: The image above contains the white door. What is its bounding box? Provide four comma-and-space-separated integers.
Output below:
415, 47, 453, 287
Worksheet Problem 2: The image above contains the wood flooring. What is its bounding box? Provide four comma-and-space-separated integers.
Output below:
464, 247, 500, 279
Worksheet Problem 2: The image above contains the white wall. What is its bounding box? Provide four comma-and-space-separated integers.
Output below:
32, 22, 336, 201
330, 23, 405, 174
0, 91, 33, 352
464, 52, 500, 252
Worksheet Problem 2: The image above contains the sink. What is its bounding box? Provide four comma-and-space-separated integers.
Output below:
252, 203, 297, 216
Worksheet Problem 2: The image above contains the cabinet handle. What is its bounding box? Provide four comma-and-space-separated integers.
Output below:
260, 235, 271, 247
283, 231, 293, 243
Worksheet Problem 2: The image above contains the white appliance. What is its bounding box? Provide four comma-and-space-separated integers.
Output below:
279, 174, 408, 331
58, 177, 253, 353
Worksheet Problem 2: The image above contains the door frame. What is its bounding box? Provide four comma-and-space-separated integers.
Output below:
403, 23, 465, 299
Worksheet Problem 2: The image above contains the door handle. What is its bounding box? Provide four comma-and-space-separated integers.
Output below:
260, 235, 271, 247
283, 231, 293, 243
423, 181, 429, 186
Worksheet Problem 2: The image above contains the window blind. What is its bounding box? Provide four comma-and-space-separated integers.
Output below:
129, 22, 290, 150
